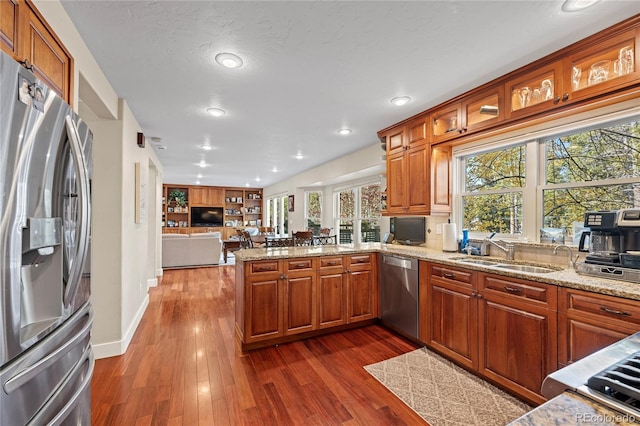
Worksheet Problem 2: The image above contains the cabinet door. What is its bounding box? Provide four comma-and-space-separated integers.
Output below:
430, 145, 451, 214
317, 270, 346, 329
479, 274, 557, 405
461, 85, 505, 134
505, 60, 563, 120
558, 287, 640, 366
385, 151, 406, 214
405, 143, 430, 214
407, 116, 428, 148
1, 0, 18, 56
20, 3, 72, 102
383, 127, 406, 156
347, 255, 376, 323
429, 280, 478, 370
284, 273, 316, 335
564, 28, 639, 105
245, 274, 283, 343
189, 187, 208, 206
431, 103, 462, 144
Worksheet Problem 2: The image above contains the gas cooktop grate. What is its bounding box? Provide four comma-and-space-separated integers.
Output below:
588, 351, 640, 410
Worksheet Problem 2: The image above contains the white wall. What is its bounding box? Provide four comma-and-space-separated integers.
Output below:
33, 1, 163, 358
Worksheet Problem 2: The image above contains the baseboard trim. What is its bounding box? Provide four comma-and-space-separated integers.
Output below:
92, 294, 149, 359
147, 277, 158, 288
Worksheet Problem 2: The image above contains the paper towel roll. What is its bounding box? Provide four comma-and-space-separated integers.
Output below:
442, 223, 458, 252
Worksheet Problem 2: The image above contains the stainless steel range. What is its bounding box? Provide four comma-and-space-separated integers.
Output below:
542, 332, 640, 420
576, 209, 640, 283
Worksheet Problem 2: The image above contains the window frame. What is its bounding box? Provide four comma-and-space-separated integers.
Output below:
333, 179, 382, 244
453, 107, 640, 243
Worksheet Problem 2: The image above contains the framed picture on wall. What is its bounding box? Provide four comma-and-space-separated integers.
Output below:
288, 195, 294, 212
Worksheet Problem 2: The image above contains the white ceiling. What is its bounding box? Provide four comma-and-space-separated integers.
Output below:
60, 1, 639, 188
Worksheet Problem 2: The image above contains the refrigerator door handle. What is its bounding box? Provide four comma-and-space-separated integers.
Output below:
27, 347, 94, 426
63, 115, 91, 306
3, 310, 92, 394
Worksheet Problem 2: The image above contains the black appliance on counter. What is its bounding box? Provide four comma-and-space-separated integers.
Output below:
575, 209, 640, 283
542, 332, 640, 420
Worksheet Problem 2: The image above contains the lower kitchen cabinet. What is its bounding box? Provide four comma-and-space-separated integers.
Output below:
237, 254, 376, 350
426, 263, 478, 370
478, 274, 557, 405
558, 287, 640, 367
423, 262, 557, 405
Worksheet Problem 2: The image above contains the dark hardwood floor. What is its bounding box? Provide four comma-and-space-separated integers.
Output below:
91, 265, 425, 425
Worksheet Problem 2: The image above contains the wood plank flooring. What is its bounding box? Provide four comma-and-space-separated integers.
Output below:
91, 265, 425, 425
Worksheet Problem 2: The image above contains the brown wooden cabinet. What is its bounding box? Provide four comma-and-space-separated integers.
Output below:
384, 127, 430, 215
430, 144, 452, 214
284, 258, 316, 335
346, 254, 377, 323
505, 60, 564, 120
190, 187, 224, 206
558, 287, 640, 367
1, 0, 18, 56
317, 256, 347, 329
237, 253, 377, 351
426, 263, 478, 370
424, 262, 557, 405
478, 273, 557, 405
1, 0, 73, 102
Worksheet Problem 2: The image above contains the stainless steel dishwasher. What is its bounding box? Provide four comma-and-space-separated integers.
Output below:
379, 254, 419, 340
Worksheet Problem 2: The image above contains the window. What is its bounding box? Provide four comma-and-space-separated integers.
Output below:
335, 183, 382, 243
266, 195, 289, 235
305, 191, 322, 235
455, 114, 640, 242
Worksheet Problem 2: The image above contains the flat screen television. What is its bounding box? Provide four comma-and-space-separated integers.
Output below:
390, 216, 426, 245
190, 206, 224, 227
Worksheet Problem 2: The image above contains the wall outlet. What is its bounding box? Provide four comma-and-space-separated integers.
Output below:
436, 224, 442, 235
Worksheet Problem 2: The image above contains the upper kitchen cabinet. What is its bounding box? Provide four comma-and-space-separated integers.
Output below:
563, 27, 639, 104
381, 117, 431, 216
385, 116, 428, 156
431, 144, 452, 214
432, 84, 505, 143
1, 1, 73, 103
505, 60, 564, 120
1, 0, 18, 56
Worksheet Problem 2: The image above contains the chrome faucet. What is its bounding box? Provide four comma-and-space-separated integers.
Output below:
553, 244, 579, 269
482, 235, 515, 260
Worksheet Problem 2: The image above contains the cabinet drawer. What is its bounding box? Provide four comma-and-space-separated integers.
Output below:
285, 258, 314, 272
250, 261, 281, 274
348, 254, 371, 266
319, 256, 343, 269
431, 264, 475, 285
562, 288, 640, 326
482, 274, 556, 306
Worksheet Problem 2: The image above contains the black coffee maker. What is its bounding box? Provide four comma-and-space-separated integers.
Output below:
578, 211, 623, 265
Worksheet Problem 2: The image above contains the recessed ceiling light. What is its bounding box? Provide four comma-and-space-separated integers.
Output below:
157, 145, 167, 150
295, 153, 304, 160
195, 180, 201, 185
272, 166, 279, 173
215, 52, 244, 69
197, 173, 203, 179
245, 182, 250, 187
150, 136, 162, 143
195, 161, 208, 168
255, 176, 261, 182
561, 0, 601, 11
206, 107, 226, 117
200, 144, 214, 151
337, 128, 352, 135
391, 96, 411, 106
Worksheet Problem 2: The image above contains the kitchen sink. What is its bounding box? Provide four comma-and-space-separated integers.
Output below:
493, 264, 557, 274
455, 259, 500, 266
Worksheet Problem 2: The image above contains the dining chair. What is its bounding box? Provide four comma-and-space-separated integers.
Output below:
265, 236, 295, 248
259, 226, 275, 235
239, 230, 254, 249
313, 235, 337, 245
320, 227, 332, 236
293, 231, 314, 246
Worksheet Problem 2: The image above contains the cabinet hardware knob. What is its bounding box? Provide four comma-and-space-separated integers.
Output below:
600, 306, 631, 316
476, 293, 483, 299
553, 96, 561, 104
562, 93, 569, 102
443, 273, 455, 279
504, 286, 522, 294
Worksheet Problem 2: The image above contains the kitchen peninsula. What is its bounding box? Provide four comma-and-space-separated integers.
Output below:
235, 243, 640, 407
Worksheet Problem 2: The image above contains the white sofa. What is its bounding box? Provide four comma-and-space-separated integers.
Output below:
162, 232, 222, 268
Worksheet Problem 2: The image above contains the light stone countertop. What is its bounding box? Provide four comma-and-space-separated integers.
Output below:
234, 242, 640, 301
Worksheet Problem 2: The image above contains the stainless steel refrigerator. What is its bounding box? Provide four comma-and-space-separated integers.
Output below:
0, 50, 94, 425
